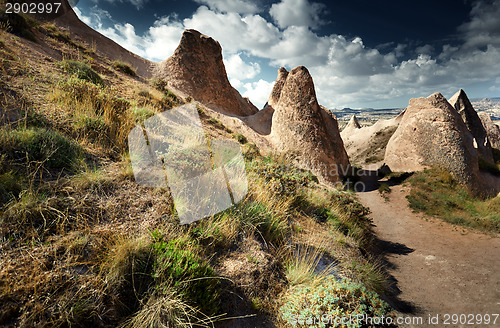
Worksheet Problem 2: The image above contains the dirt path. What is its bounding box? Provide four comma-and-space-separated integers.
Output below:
357, 185, 500, 327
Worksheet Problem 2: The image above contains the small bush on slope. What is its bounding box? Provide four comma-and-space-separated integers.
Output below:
59, 60, 103, 85
280, 276, 393, 328
50, 77, 134, 150
152, 235, 220, 315
0, 127, 82, 169
113, 60, 137, 76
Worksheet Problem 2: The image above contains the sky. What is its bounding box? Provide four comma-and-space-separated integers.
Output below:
73, 0, 500, 109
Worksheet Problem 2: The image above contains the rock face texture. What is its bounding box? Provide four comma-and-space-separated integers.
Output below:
449, 89, 493, 162
266, 67, 288, 108
341, 115, 400, 167
158, 29, 258, 117
345, 115, 361, 130
478, 112, 500, 149
269, 66, 350, 185
385, 92, 483, 189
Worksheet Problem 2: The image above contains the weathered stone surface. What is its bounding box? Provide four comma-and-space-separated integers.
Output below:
158, 29, 258, 117
385, 92, 484, 190
341, 116, 400, 167
449, 89, 493, 162
345, 115, 361, 131
266, 67, 288, 108
269, 66, 350, 185
478, 112, 500, 149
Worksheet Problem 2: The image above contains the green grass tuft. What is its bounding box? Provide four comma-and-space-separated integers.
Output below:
0, 127, 82, 169
232, 132, 247, 144
406, 167, 500, 232
152, 234, 220, 315
59, 60, 103, 85
112, 60, 137, 76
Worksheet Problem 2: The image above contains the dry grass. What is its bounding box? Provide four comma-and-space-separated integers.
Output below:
284, 245, 335, 287
121, 292, 216, 328
406, 167, 500, 232
0, 18, 395, 328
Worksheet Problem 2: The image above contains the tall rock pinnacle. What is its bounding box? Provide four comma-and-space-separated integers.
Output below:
158, 29, 258, 117
448, 89, 493, 163
269, 66, 350, 185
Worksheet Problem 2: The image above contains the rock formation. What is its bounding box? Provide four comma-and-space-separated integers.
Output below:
341, 114, 401, 166
158, 29, 258, 117
478, 112, 500, 149
266, 67, 288, 108
269, 66, 350, 185
385, 92, 484, 190
449, 89, 493, 162
345, 115, 361, 130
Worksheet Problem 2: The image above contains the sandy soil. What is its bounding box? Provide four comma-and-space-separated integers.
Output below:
357, 185, 500, 327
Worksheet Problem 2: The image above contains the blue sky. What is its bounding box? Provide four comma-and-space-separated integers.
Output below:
74, 0, 500, 109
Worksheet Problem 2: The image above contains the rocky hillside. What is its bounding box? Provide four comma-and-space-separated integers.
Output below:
0, 3, 394, 328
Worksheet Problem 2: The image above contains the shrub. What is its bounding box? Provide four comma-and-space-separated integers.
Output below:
280, 276, 393, 327
112, 60, 137, 76
131, 106, 155, 123
152, 236, 220, 315
285, 246, 332, 287
231, 200, 290, 246
232, 133, 247, 144
104, 235, 156, 314
250, 154, 318, 196
0, 127, 81, 169
59, 60, 103, 85
150, 77, 167, 91
378, 183, 391, 194
51, 77, 134, 149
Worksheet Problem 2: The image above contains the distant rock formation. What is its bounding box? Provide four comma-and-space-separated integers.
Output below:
478, 112, 500, 149
385, 92, 484, 190
449, 89, 493, 163
341, 114, 401, 167
269, 66, 350, 185
345, 115, 361, 130
158, 29, 258, 117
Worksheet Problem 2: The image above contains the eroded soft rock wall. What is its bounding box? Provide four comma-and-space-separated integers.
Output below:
478, 112, 500, 150
158, 29, 258, 117
269, 66, 350, 185
449, 89, 493, 163
385, 92, 484, 190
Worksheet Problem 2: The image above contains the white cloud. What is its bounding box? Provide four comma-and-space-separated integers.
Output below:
241, 79, 275, 109
93, 0, 150, 10
269, 0, 326, 30
75, 0, 500, 108
193, 0, 260, 14
224, 53, 260, 80
489, 85, 500, 92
